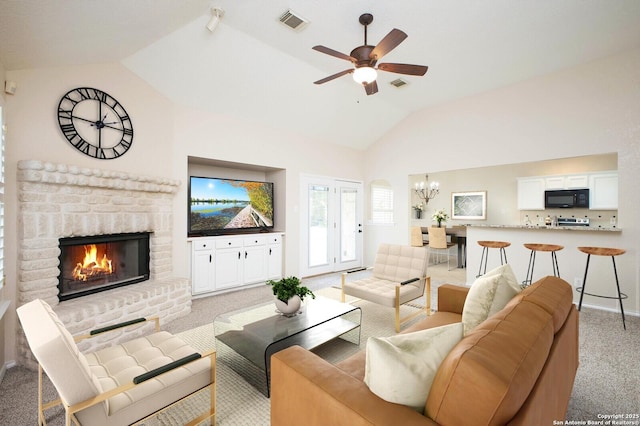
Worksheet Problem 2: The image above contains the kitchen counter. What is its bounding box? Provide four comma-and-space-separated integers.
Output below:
464, 225, 626, 310
467, 224, 621, 232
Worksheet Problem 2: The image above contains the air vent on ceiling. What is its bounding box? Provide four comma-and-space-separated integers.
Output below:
278, 9, 309, 31
390, 78, 409, 88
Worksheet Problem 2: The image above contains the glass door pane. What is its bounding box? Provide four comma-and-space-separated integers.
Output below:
340, 187, 357, 263
308, 184, 329, 268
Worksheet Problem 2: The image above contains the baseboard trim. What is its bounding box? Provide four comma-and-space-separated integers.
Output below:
579, 302, 639, 317
0, 361, 14, 384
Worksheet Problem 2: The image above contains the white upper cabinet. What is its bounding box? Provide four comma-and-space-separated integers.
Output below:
589, 172, 618, 210
519, 171, 617, 211
565, 175, 589, 189
517, 177, 545, 210
544, 174, 589, 190
544, 176, 566, 190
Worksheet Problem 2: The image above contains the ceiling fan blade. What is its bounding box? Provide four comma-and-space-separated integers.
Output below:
378, 63, 428, 76
369, 29, 407, 61
312, 45, 356, 63
314, 69, 354, 85
364, 80, 378, 96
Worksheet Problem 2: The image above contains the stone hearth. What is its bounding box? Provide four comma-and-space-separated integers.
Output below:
16, 160, 191, 367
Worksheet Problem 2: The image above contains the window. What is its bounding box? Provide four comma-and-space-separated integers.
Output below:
370, 182, 393, 224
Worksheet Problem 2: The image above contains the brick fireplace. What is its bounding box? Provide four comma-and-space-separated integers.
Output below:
16, 159, 191, 367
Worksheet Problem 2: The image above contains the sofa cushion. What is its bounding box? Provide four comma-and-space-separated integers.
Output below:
426, 298, 555, 425
462, 264, 521, 335
515, 275, 574, 333
336, 311, 463, 381
364, 322, 463, 412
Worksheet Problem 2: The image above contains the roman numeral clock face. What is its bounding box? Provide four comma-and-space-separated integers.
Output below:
57, 87, 133, 159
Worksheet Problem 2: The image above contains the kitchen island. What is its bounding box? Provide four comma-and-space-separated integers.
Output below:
464, 224, 627, 313
470, 224, 621, 233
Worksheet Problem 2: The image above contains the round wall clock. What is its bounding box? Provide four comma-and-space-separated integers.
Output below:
57, 87, 134, 159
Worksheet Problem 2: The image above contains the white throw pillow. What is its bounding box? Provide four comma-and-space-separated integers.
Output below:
364, 322, 464, 413
462, 263, 522, 335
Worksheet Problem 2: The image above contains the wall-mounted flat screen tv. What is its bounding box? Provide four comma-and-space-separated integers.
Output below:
189, 176, 274, 236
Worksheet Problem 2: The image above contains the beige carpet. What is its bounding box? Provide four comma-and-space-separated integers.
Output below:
2, 265, 638, 424
151, 286, 420, 425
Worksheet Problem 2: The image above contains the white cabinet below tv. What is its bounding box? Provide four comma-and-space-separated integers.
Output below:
191, 232, 284, 296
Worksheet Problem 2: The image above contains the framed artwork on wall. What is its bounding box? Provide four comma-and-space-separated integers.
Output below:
452, 191, 486, 220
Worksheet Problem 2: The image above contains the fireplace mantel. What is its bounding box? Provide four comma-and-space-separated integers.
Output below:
16, 160, 190, 368
17, 159, 180, 193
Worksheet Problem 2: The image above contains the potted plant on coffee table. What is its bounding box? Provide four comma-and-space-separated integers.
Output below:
266, 276, 315, 316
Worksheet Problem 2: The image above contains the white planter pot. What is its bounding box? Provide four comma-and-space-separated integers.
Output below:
275, 295, 301, 316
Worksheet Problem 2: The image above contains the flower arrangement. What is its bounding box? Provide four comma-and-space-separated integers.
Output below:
412, 204, 424, 211
432, 209, 449, 227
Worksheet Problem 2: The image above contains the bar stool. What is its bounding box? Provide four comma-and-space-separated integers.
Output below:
476, 241, 510, 277
522, 243, 564, 286
577, 246, 627, 330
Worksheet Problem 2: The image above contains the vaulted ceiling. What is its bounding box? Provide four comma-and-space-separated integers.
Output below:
1, 0, 639, 149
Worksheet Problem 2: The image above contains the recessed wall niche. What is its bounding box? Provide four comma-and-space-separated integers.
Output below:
187, 156, 286, 235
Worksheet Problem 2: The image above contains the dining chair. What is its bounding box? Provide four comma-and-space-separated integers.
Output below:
428, 227, 457, 270
410, 226, 425, 247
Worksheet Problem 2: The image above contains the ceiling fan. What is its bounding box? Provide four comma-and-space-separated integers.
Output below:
312, 13, 428, 95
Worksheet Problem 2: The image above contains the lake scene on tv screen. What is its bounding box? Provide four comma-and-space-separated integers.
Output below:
190, 177, 274, 232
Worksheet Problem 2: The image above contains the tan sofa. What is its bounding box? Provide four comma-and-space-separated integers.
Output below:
271, 275, 578, 425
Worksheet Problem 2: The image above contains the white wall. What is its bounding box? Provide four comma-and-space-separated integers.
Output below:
171, 106, 364, 280
0, 61, 6, 94
409, 154, 618, 228
3, 48, 638, 365
0, 60, 7, 377
364, 48, 640, 315
3, 61, 365, 364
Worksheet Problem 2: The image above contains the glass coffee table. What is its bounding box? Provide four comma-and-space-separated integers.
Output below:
214, 295, 362, 396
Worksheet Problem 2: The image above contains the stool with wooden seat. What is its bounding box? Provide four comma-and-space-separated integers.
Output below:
522, 243, 564, 286
476, 240, 510, 277
577, 246, 627, 330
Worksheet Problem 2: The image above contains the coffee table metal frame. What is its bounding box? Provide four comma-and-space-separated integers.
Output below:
214, 295, 362, 396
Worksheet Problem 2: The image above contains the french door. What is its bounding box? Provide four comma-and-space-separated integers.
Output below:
300, 175, 363, 277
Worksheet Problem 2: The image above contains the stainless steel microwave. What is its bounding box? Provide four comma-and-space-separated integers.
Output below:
544, 189, 589, 208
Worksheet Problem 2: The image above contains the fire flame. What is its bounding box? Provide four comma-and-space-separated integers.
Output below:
72, 244, 113, 281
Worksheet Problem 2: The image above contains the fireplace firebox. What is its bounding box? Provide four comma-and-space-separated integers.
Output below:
58, 232, 151, 301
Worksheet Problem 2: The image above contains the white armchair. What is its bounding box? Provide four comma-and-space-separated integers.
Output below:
341, 243, 430, 332
17, 299, 215, 426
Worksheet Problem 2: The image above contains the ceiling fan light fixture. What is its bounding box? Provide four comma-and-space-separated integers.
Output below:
352, 67, 377, 85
